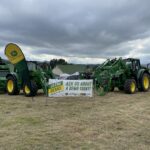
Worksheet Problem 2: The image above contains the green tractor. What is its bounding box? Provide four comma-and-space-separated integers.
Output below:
94, 58, 150, 95
4, 43, 54, 97
0, 57, 10, 92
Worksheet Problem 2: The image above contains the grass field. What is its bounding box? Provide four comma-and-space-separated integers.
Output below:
0, 91, 150, 150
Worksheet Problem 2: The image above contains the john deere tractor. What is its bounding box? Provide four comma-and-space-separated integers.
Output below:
0, 57, 10, 92
4, 43, 54, 97
94, 58, 150, 95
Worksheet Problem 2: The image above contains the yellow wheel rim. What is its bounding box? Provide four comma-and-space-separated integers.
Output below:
131, 82, 136, 93
25, 85, 30, 94
7, 80, 14, 93
143, 76, 149, 89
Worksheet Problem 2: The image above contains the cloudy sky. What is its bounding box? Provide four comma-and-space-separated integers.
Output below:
0, 0, 150, 64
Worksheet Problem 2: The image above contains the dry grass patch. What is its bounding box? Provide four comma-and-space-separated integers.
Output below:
0, 91, 149, 150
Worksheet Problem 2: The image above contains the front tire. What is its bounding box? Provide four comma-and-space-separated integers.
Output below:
23, 81, 38, 97
6, 76, 19, 95
139, 73, 150, 92
124, 79, 136, 94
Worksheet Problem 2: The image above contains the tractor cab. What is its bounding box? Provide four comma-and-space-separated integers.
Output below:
124, 58, 141, 72
27, 61, 41, 71
0, 58, 10, 77
147, 63, 150, 69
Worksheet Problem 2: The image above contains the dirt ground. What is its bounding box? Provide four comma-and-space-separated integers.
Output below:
0, 90, 150, 150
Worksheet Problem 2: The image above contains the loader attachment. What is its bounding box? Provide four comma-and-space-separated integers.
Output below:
95, 75, 112, 96
94, 58, 124, 96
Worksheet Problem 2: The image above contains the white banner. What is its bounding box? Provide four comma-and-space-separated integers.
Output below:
48, 79, 93, 97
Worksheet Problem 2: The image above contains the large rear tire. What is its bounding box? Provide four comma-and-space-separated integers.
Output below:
124, 79, 136, 94
139, 73, 150, 92
23, 81, 38, 97
6, 76, 19, 95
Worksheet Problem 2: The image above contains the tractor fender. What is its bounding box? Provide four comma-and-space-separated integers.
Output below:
6, 73, 18, 81
137, 69, 150, 80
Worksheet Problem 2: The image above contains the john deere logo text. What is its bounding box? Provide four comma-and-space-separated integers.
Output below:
11, 50, 18, 57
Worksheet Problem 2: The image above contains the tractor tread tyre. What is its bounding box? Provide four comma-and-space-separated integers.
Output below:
23, 81, 38, 97
124, 79, 136, 94
31, 81, 38, 96
6, 76, 19, 95
139, 73, 150, 92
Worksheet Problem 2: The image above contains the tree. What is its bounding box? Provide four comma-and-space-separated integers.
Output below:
50, 59, 68, 69
57, 59, 67, 65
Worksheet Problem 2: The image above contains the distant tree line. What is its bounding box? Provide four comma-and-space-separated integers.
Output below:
49, 59, 68, 69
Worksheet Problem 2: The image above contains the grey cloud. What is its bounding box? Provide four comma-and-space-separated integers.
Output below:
0, 0, 150, 63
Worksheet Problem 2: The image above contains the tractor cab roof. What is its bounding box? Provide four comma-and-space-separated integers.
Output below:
123, 58, 140, 62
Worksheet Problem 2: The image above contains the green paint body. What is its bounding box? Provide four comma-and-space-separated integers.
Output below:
0, 58, 10, 92
3, 43, 54, 96
14, 59, 33, 92
94, 58, 150, 95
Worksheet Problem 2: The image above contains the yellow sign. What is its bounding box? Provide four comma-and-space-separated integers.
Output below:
48, 85, 64, 94
5, 43, 25, 64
